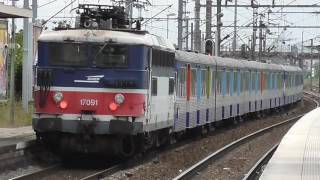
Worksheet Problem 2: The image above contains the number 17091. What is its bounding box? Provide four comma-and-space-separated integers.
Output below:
80, 99, 98, 106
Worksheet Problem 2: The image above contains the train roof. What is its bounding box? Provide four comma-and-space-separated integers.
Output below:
38, 29, 175, 51
175, 50, 216, 65
280, 65, 302, 72
176, 50, 302, 72
215, 56, 245, 68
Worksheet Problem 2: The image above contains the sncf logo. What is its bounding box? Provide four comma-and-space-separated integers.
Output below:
74, 75, 104, 83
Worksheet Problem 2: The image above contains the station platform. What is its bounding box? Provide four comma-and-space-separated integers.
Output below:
260, 107, 320, 180
0, 126, 34, 151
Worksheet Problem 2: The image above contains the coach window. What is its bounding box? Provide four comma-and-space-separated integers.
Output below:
211, 70, 215, 96
191, 68, 197, 97
278, 73, 282, 90
248, 71, 250, 92
269, 72, 273, 90
257, 72, 261, 93
252, 71, 256, 95
177, 68, 186, 97
206, 67, 211, 98
275, 73, 278, 90
241, 71, 244, 93
226, 69, 230, 96
230, 69, 234, 96
216, 70, 222, 95
201, 69, 207, 97
222, 69, 227, 96
234, 70, 237, 95
152, 77, 158, 96
169, 78, 174, 95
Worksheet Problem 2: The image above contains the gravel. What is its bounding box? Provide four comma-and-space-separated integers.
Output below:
1, 165, 43, 180
194, 124, 293, 180
106, 99, 314, 180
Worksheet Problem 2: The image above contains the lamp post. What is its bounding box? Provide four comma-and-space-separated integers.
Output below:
167, 13, 176, 39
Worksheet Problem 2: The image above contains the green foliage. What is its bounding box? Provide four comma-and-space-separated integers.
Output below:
7, 29, 24, 99
0, 101, 33, 128
15, 30, 23, 98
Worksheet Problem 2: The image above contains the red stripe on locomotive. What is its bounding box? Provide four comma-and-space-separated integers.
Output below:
34, 91, 145, 116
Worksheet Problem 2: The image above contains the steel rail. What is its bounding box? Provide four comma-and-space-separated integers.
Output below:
9, 164, 61, 180
242, 92, 320, 180
173, 94, 318, 180
242, 144, 279, 180
80, 164, 122, 180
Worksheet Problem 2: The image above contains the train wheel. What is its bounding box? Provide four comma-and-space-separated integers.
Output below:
115, 135, 135, 158
200, 126, 209, 137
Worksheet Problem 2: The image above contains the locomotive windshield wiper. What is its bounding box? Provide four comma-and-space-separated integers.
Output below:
93, 42, 108, 61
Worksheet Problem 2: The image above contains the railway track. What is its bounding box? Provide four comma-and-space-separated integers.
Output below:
8, 93, 318, 180
173, 92, 320, 180
241, 91, 320, 180
9, 161, 122, 180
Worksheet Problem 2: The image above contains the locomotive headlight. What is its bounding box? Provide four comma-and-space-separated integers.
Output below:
53, 92, 63, 103
115, 94, 125, 104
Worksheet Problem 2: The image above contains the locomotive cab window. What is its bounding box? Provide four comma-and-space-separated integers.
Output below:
92, 44, 128, 68
47, 43, 88, 66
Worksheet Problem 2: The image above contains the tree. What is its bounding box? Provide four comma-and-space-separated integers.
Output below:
8, 29, 23, 99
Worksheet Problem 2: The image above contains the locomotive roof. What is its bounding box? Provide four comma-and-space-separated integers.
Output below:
38, 29, 175, 51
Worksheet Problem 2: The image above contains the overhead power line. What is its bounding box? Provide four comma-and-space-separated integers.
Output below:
211, 25, 320, 29
142, 4, 173, 25
42, 0, 77, 26
206, 4, 320, 8
39, 0, 59, 8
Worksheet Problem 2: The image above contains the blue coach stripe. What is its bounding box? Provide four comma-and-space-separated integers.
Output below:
186, 112, 190, 128
222, 106, 225, 119
206, 109, 209, 122
197, 110, 200, 125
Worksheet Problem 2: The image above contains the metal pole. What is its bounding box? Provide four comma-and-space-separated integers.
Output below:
10, 0, 16, 125
167, 15, 169, 39
205, 0, 212, 39
186, 18, 189, 50
252, 7, 257, 61
125, 0, 133, 29
178, 0, 183, 49
191, 23, 194, 51
22, 0, 29, 112
311, 39, 313, 89
215, 0, 222, 56
194, 0, 201, 51
32, 0, 37, 23
299, 31, 304, 68
232, 0, 238, 53
259, 14, 263, 62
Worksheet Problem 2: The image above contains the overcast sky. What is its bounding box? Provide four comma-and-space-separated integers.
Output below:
5, 0, 320, 52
